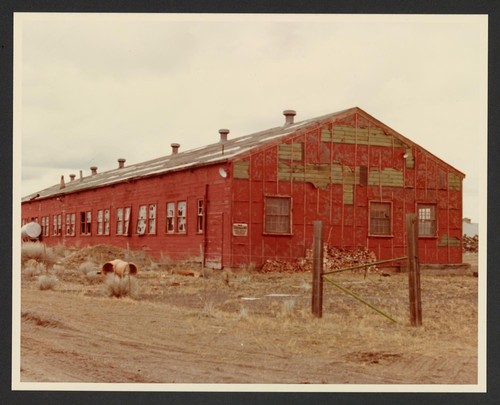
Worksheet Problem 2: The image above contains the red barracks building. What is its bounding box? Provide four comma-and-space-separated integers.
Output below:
21, 107, 465, 269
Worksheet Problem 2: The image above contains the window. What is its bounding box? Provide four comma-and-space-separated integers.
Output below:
166, 202, 175, 233
369, 202, 392, 236
41, 216, 50, 237
80, 211, 92, 235
264, 196, 291, 234
53, 214, 62, 236
116, 207, 131, 235
116, 208, 123, 235
97, 209, 110, 235
177, 201, 186, 233
65, 213, 75, 236
197, 199, 204, 233
166, 201, 186, 234
137, 204, 157, 235
418, 204, 437, 237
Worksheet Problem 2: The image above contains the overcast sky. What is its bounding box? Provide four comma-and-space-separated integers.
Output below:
14, 13, 487, 223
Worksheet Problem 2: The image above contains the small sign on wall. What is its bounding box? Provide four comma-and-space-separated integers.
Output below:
232, 223, 248, 236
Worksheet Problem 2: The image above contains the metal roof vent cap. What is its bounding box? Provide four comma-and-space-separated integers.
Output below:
118, 158, 126, 168
69, 174, 76, 182
283, 109, 296, 126
219, 128, 230, 143
90, 166, 98, 175
171, 143, 180, 154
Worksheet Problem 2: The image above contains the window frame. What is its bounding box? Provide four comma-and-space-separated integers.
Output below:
166, 202, 175, 234
197, 199, 205, 234
136, 203, 157, 235
52, 213, 62, 236
41, 216, 50, 237
417, 203, 438, 237
65, 212, 76, 236
263, 195, 292, 235
97, 208, 111, 236
368, 201, 393, 237
177, 201, 187, 234
80, 210, 92, 236
166, 201, 187, 234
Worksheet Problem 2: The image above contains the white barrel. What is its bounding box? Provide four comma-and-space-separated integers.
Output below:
21, 222, 42, 240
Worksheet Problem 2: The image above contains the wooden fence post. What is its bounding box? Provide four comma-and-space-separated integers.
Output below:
406, 213, 422, 326
312, 221, 324, 318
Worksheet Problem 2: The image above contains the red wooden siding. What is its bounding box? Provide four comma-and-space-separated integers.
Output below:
229, 111, 463, 267
21, 109, 464, 268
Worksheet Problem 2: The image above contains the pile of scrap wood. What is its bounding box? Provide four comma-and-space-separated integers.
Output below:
463, 235, 478, 253
259, 245, 379, 273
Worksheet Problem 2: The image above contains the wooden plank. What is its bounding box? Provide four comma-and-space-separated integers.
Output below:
233, 160, 250, 179
311, 221, 323, 318
406, 213, 422, 326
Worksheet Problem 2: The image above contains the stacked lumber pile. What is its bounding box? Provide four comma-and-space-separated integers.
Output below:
259, 245, 379, 273
463, 235, 479, 253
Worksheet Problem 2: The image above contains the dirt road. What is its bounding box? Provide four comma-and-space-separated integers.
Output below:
19, 264, 478, 386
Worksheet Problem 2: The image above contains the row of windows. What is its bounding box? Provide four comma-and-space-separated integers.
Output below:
26, 200, 204, 237
264, 199, 438, 237
23, 198, 438, 238
366, 202, 437, 237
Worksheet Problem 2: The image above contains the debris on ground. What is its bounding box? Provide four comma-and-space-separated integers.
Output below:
463, 235, 478, 253
259, 245, 379, 274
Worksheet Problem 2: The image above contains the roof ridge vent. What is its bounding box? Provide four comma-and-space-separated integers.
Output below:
171, 143, 180, 154
219, 128, 229, 143
283, 110, 296, 126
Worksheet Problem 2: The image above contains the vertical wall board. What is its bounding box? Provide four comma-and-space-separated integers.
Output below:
251, 152, 264, 181
264, 147, 278, 182
278, 181, 292, 196
233, 179, 250, 201
250, 201, 263, 224
232, 201, 249, 222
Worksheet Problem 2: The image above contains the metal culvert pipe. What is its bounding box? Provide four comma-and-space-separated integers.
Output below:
21, 222, 42, 241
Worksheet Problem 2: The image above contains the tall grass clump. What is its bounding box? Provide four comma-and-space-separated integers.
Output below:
37, 275, 58, 291
23, 261, 46, 278
105, 274, 138, 298
21, 242, 56, 264
78, 260, 96, 275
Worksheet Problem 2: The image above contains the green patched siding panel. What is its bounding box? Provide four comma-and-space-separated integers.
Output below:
448, 173, 461, 190
321, 126, 332, 142
405, 147, 415, 169
278, 162, 331, 189
343, 184, 354, 205
329, 125, 405, 148
368, 168, 404, 187
233, 159, 250, 179
278, 142, 303, 161
278, 161, 403, 189
439, 234, 461, 247
331, 163, 343, 184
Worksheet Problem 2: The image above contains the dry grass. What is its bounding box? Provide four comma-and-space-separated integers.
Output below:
20, 244, 479, 384
23, 261, 46, 278
37, 275, 58, 291
105, 274, 138, 298
21, 242, 56, 265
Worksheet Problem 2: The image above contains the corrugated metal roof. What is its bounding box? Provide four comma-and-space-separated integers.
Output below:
21, 107, 463, 202
22, 108, 340, 202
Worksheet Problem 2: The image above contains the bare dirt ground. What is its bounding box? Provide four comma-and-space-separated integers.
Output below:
18, 246, 479, 386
